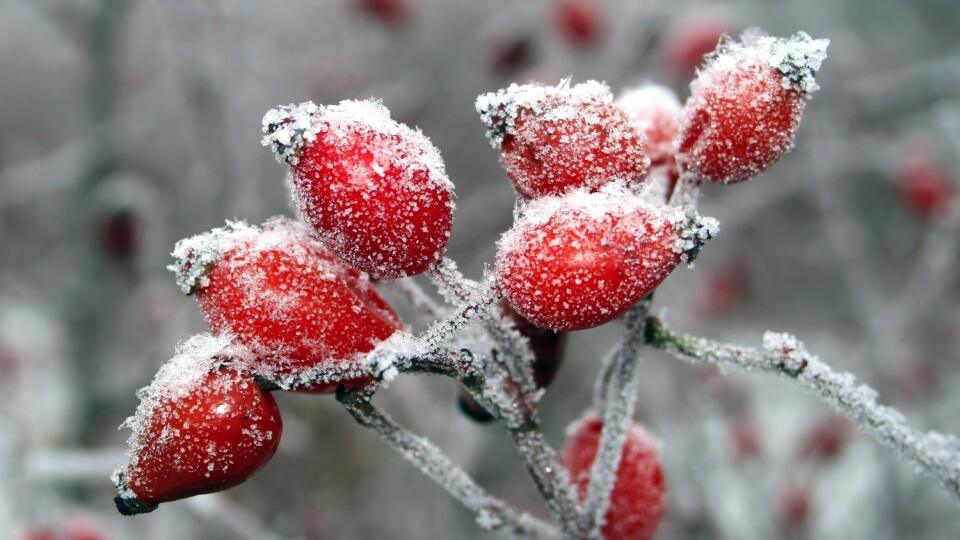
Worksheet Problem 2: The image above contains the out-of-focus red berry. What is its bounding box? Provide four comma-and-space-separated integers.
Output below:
563, 413, 666, 540
97, 207, 138, 259
777, 484, 813, 531
678, 31, 828, 184
798, 415, 850, 462
617, 84, 682, 168
263, 100, 455, 279
496, 184, 685, 331
355, 0, 411, 27
728, 413, 764, 461
660, 13, 733, 77
695, 260, 751, 317
477, 80, 649, 199
170, 217, 402, 392
896, 141, 955, 219
114, 339, 282, 514
550, 0, 606, 49
489, 33, 536, 74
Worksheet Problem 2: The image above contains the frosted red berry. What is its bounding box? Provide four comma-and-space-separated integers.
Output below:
113, 336, 282, 514
896, 142, 955, 219
678, 31, 828, 184
477, 80, 650, 199
563, 413, 666, 540
262, 100, 455, 279
496, 184, 708, 331
660, 13, 732, 77
617, 84, 682, 168
169, 217, 403, 391
550, 0, 606, 49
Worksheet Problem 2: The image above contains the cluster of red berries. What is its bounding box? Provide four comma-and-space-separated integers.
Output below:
115, 100, 454, 514
480, 30, 826, 333
113, 28, 827, 540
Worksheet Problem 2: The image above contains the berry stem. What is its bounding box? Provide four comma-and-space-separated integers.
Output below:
428, 258, 539, 398
644, 317, 960, 503
582, 298, 653, 537
428, 258, 585, 535
336, 385, 560, 539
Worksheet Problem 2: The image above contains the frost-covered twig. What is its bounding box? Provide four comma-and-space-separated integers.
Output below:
393, 277, 446, 322
427, 258, 583, 535
645, 317, 960, 501
428, 258, 538, 391
583, 300, 652, 537
336, 386, 559, 540
508, 428, 585, 537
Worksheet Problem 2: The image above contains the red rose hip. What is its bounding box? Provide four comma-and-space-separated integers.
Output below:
616, 83, 682, 168
169, 217, 403, 391
113, 335, 282, 514
677, 31, 829, 184
496, 183, 709, 331
262, 100, 455, 279
896, 140, 955, 219
476, 80, 650, 199
563, 413, 667, 540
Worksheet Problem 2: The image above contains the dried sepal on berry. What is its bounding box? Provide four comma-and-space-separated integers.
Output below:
678, 30, 829, 184
496, 182, 699, 331
113, 334, 282, 515
169, 217, 403, 392
476, 79, 650, 198
262, 100, 455, 279
563, 412, 667, 540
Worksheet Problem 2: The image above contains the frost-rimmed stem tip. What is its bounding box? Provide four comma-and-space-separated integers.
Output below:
645, 317, 960, 502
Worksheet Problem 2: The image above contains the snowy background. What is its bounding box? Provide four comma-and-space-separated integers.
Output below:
1, 0, 959, 538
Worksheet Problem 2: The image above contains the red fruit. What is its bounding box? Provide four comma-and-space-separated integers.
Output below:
616, 84, 682, 168
678, 31, 828, 184
695, 259, 751, 317
496, 183, 708, 331
97, 207, 138, 259
113, 335, 282, 514
489, 33, 536, 74
477, 80, 649, 199
660, 13, 732, 77
550, 0, 606, 49
798, 415, 850, 462
896, 142, 955, 219
169, 217, 403, 391
563, 413, 666, 540
356, 0, 411, 27
728, 413, 763, 461
262, 100, 455, 279
777, 484, 812, 530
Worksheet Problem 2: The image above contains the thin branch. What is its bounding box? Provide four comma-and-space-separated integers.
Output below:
337, 386, 559, 540
393, 277, 446, 322
428, 258, 538, 391
582, 300, 652, 537
508, 428, 585, 538
645, 317, 960, 501
427, 258, 584, 535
